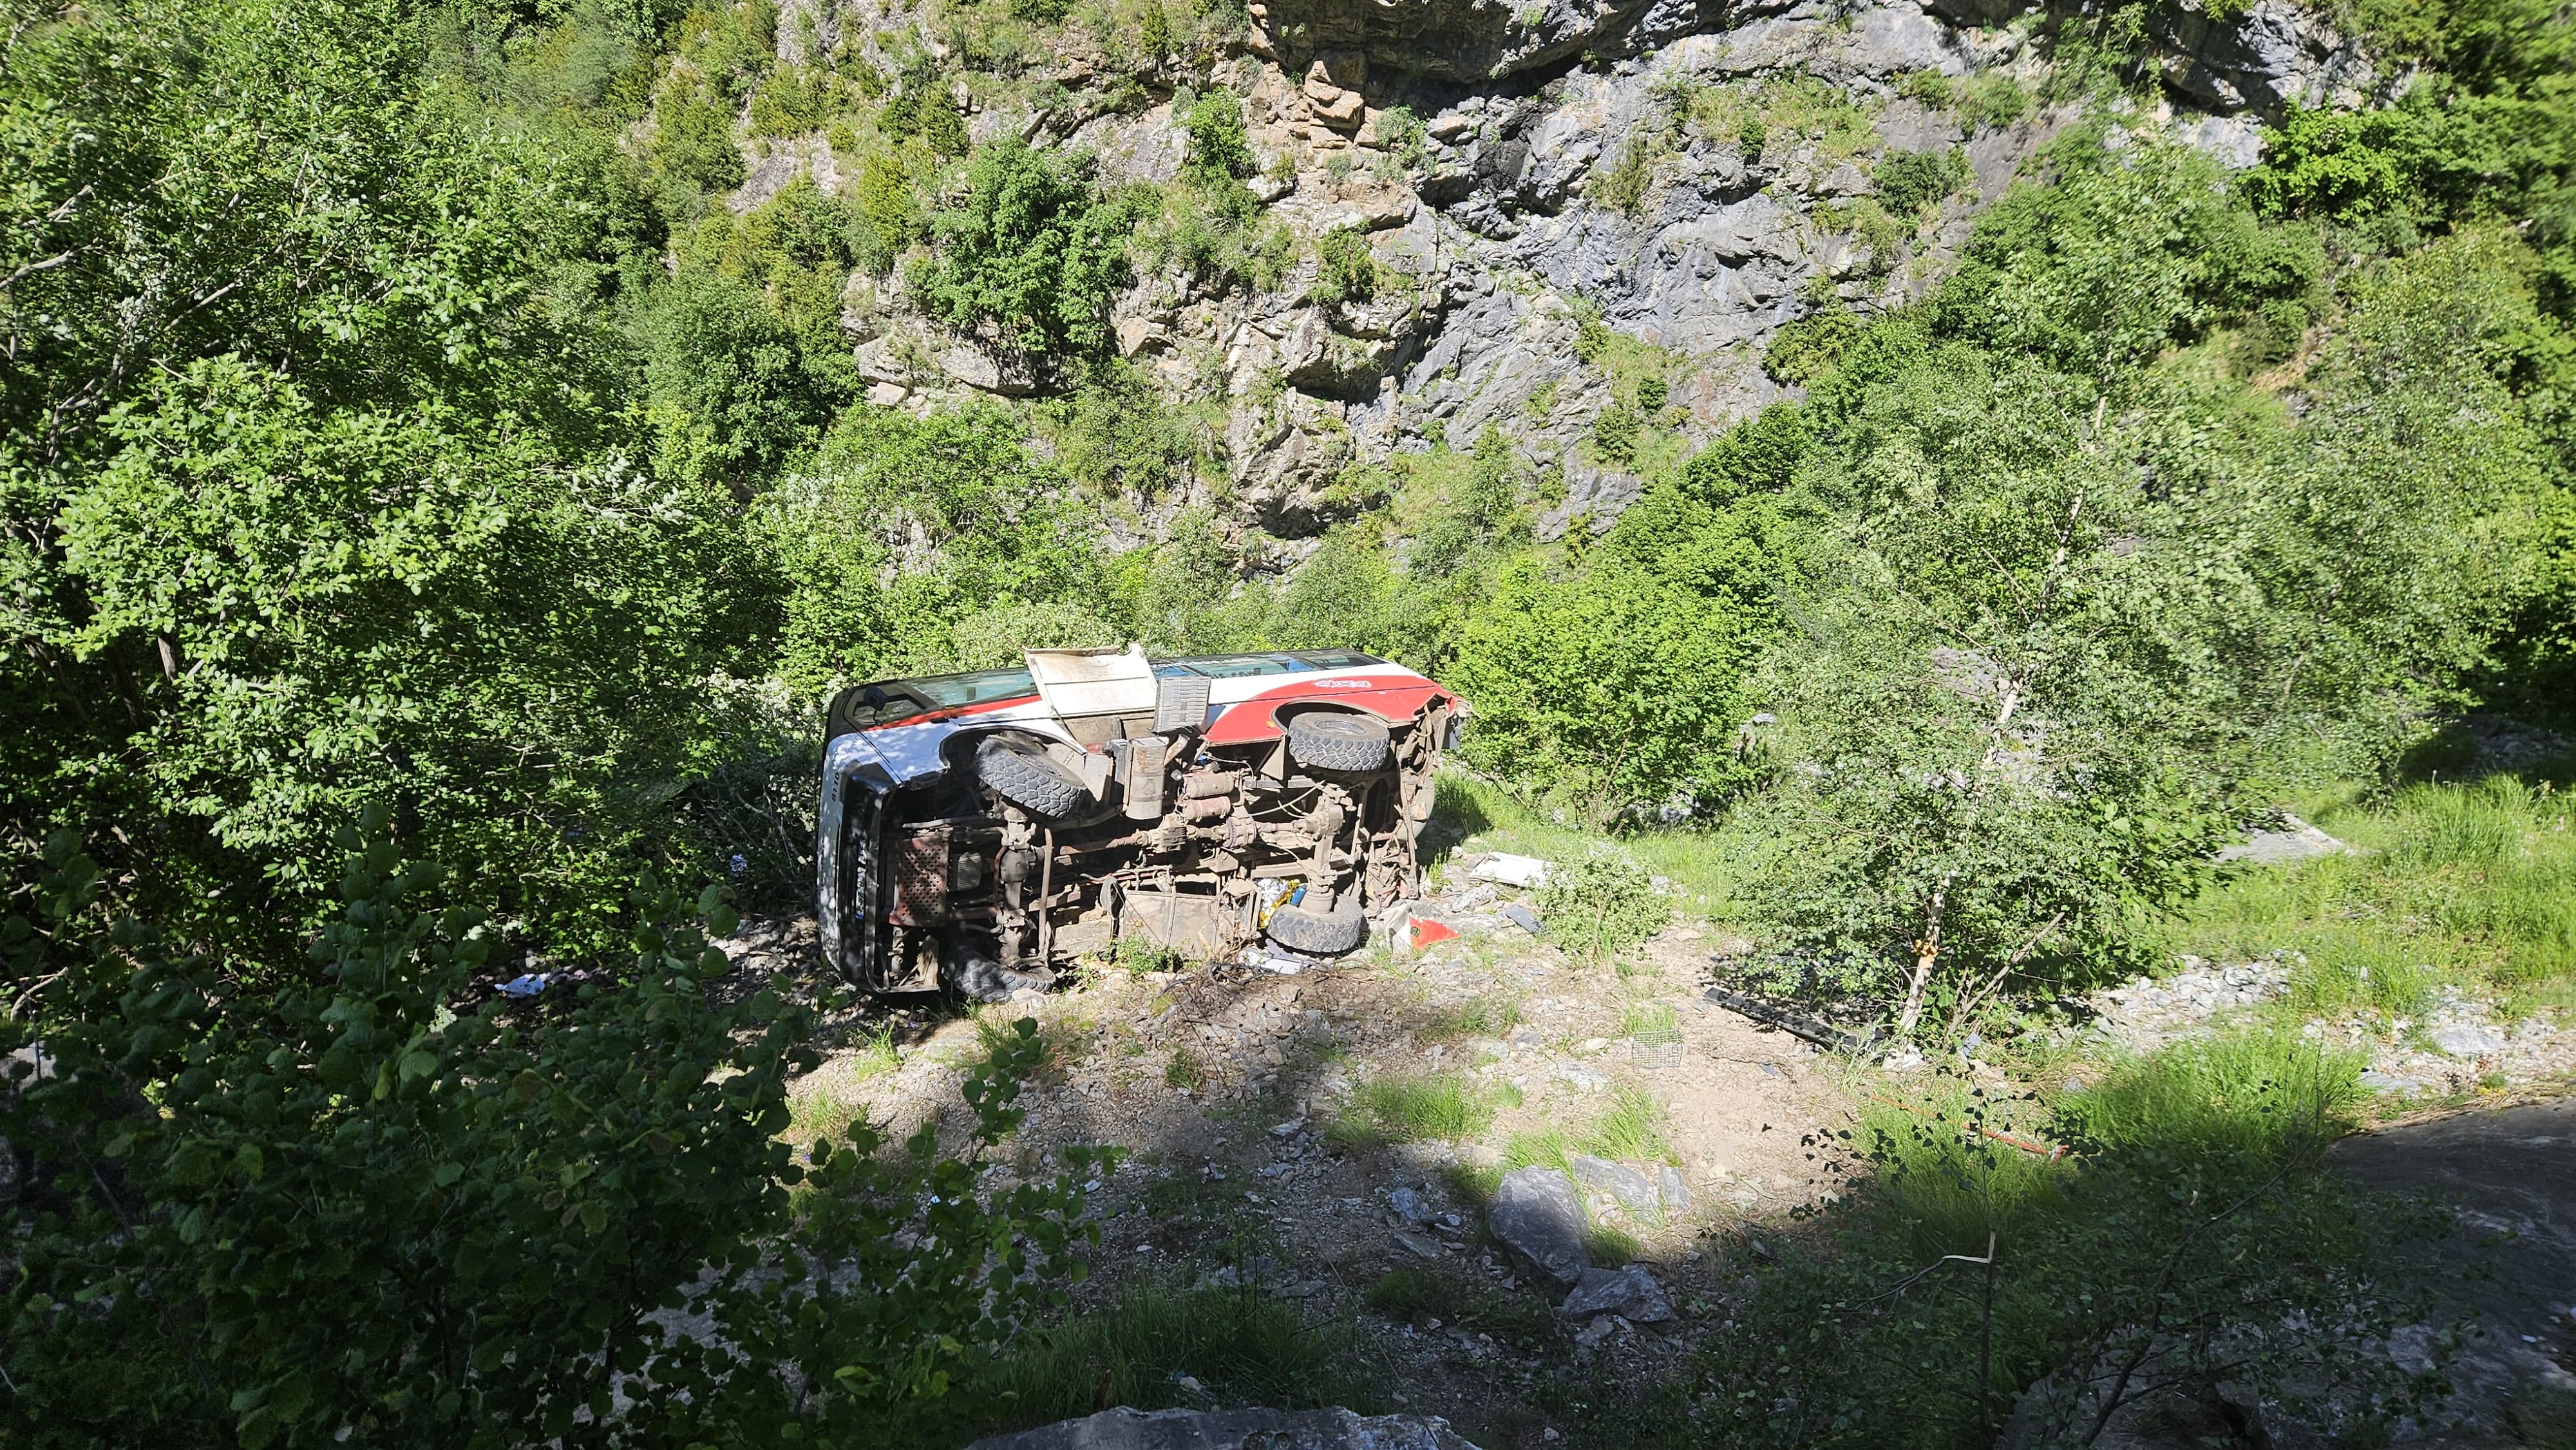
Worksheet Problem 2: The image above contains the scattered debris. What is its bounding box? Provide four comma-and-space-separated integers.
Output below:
1700, 984, 1877, 1054
2078, 957, 2291, 1051
1470, 854, 1552, 889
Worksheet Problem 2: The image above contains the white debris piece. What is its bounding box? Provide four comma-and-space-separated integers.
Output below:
1470, 853, 1553, 888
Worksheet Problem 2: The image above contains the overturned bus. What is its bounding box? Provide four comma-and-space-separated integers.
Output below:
817, 646, 1461, 997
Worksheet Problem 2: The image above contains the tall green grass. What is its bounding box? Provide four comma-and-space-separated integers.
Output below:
968, 1283, 1379, 1431
1501, 1086, 1676, 1172
1855, 1031, 2363, 1261
1712, 1028, 2417, 1450
2052, 1030, 2365, 1164
2154, 776, 2576, 1015
1329, 1071, 1498, 1145
1426, 771, 1748, 916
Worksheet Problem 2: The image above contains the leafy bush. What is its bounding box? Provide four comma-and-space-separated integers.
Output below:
1450, 555, 1766, 811
1537, 851, 1671, 961
1697, 1037, 2427, 1450
757, 402, 1104, 694
1373, 105, 1428, 169
1954, 71, 2031, 131
1762, 307, 1867, 384
1309, 225, 1378, 305
913, 140, 1135, 356
638, 261, 857, 487
1936, 127, 2323, 381
1, 825, 1097, 1447
1590, 399, 1642, 464
3, 0, 743, 956
1574, 311, 1613, 362
852, 148, 925, 273
1873, 146, 1967, 220
2246, 0, 2574, 315
1181, 87, 1256, 181
647, 75, 748, 212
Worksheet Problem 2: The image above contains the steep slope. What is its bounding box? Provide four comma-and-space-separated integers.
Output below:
765, 0, 2377, 550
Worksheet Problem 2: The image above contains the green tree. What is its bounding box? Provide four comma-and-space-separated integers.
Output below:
0, 0, 744, 954
757, 404, 1104, 694
1935, 127, 2322, 384
913, 140, 1135, 358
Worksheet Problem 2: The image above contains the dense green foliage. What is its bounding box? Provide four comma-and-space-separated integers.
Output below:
912, 140, 1136, 359
5, 0, 2575, 1438
0, 0, 740, 954
1688, 1035, 2432, 1449
3, 823, 1095, 1447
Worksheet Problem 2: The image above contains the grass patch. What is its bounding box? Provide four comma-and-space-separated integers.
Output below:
785, 1089, 859, 1146
1362, 1266, 1457, 1323
969, 1282, 1379, 1431
1501, 1088, 1674, 1171
2150, 775, 2576, 1017
1330, 1071, 1497, 1146
1503, 1125, 1572, 1172
1586, 1086, 1675, 1165
848, 1025, 900, 1082
1621, 1001, 1681, 1046
1425, 770, 1747, 918
2508, 1385, 2576, 1448
1584, 1222, 1641, 1265
1421, 995, 1523, 1040
1164, 1048, 1206, 1090
2053, 1028, 2365, 1165
1442, 1158, 1502, 1205
1705, 1029, 2433, 1447
1139, 1173, 1237, 1223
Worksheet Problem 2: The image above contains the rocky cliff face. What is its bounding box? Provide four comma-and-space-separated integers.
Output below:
779, 0, 2374, 560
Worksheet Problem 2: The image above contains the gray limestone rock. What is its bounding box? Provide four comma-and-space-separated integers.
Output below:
2146, 0, 2375, 113
1558, 1264, 1675, 1323
968, 1406, 1483, 1450
2429, 1024, 2507, 1060
2215, 815, 2348, 866
1387, 1185, 1437, 1227
1569, 1154, 1661, 1216
1656, 1164, 1690, 1214
1488, 1166, 1589, 1290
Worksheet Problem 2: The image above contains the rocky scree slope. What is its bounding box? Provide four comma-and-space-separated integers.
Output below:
787, 0, 2378, 555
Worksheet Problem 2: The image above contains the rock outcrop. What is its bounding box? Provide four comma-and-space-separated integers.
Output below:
761, 0, 2384, 562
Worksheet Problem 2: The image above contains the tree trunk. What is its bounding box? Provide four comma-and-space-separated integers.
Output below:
1897, 878, 1949, 1037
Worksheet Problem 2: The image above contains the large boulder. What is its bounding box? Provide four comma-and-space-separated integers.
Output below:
968, 1406, 1483, 1449
1488, 1165, 1589, 1290
1568, 1154, 1661, 1216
